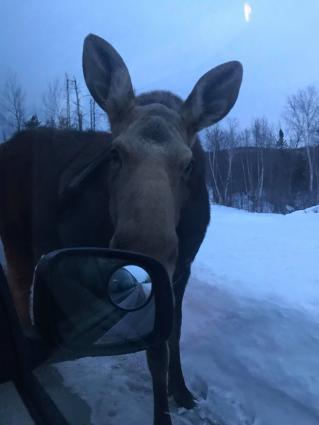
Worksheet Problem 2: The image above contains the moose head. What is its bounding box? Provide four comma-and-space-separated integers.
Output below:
83, 34, 243, 281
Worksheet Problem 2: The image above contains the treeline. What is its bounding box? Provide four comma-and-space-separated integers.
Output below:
206, 143, 319, 213
205, 88, 319, 212
0, 72, 107, 141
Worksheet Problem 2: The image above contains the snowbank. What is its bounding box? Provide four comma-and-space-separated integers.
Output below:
193, 205, 319, 318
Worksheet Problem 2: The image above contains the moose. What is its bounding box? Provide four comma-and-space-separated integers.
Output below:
0, 34, 242, 425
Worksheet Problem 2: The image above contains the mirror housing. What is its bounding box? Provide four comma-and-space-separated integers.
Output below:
32, 248, 174, 360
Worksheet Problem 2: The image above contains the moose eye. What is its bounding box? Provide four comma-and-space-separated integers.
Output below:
183, 159, 194, 178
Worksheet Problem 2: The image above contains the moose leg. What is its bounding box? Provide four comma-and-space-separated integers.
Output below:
2, 238, 34, 326
168, 269, 196, 409
146, 342, 172, 425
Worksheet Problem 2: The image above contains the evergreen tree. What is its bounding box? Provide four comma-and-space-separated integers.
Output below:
24, 114, 41, 129
276, 128, 286, 149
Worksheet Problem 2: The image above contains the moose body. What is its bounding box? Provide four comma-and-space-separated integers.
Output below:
0, 35, 242, 425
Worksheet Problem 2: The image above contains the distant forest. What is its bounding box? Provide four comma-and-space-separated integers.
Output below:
205, 141, 319, 213
0, 72, 318, 213
204, 90, 319, 213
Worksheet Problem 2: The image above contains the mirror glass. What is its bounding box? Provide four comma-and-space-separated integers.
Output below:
109, 266, 152, 311
33, 254, 156, 356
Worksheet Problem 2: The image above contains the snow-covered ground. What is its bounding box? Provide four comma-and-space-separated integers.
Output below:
1, 205, 319, 424
194, 205, 319, 318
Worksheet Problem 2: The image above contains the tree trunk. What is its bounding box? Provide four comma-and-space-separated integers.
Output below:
208, 148, 222, 204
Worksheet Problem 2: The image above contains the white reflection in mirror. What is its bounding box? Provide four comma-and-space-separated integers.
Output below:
123, 265, 150, 284
109, 266, 152, 311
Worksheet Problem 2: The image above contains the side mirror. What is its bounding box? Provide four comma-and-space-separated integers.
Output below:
32, 248, 174, 360
0, 249, 174, 425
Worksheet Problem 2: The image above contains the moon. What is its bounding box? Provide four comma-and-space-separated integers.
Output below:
244, 2, 252, 23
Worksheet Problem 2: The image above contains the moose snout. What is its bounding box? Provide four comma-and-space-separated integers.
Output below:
110, 228, 178, 280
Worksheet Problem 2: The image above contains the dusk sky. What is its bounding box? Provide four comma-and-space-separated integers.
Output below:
1, 0, 318, 128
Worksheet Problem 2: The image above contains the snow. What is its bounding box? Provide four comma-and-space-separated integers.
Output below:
194, 205, 319, 318
1, 205, 319, 424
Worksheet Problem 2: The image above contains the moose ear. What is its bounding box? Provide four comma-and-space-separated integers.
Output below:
181, 61, 243, 136
83, 34, 135, 127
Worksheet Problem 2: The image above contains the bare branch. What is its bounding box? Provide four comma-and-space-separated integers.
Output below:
0, 72, 26, 132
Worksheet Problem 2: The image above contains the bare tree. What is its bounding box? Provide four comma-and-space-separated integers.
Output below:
0, 111, 7, 141
251, 117, 275, 209
0, 72, 26, 132
65, 73, 71, 128
47, 74, 85, 131
284, 86, 319, 193
89, 97, 96, 131
42, 78, 63, 127
239, 128, 253, 208
45, 74, 77, 130
87, 94, 110, 131
72, 76, 83, 131
206, 125, 223, 203
222, 118, 239, 205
